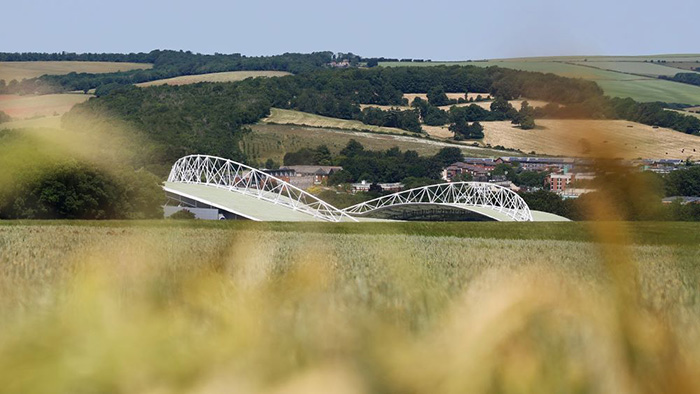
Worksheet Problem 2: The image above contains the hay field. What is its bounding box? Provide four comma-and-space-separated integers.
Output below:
245, 123, 508, 163
0, 94, 91, 119
136, 70, 291, 87
0, 115, 62, 130
0, 221, 699, 393
480, 119, 700, 159
0, 61, 151, 82
262, 108, 409, 134
361, 96, 548, 113
439, 98, 550, 111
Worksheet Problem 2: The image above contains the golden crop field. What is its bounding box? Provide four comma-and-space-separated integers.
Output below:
480, 119, 700, 159
0, 93, 91, 119
437, 98, 550, 111
136, 70, 291, 87
0, 115, 62, 130
1, 221, 699, 393
0, 61, 151, 82
361, 96, 547, 113
244, 123, 509, 163
262, 108, 409, 134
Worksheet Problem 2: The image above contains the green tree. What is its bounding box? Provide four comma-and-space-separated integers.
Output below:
427, 86, 450, 106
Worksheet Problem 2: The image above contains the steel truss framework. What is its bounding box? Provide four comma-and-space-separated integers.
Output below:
343, 182, 533, 222
167, 155, 356, 222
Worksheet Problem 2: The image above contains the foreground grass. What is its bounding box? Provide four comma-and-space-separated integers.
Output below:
1, 222, 699, 393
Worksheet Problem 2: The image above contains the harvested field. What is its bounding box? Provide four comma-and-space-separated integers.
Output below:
0, 61, 151, 82
262, 108, 409, 134
421, 125, 453, 138
481, 119, 700, 160
438, 99, 550, 111
0, 115, 61, 130
0, 94, 91, 119
244, 123, 510, 163
136, 70, 291, 87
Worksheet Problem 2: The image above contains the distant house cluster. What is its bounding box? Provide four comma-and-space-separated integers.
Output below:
265, 165, 342, 189
443, 156, 696, 199
328, 59, 351, 68
350, 180, 403, 194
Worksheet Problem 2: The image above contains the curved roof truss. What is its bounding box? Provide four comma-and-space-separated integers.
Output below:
343, 182, 533, 222
167, 155, 357, 222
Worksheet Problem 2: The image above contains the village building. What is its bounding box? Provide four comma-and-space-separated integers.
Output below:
273, 165, 343, 189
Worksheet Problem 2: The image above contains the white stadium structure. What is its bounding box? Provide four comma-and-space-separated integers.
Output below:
164, 155, 569, 222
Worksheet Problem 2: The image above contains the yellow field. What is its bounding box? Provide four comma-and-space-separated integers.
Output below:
244, 123, 509, 163
480, 119, 700, 159
261, 108, 409, 134
136, 71, 291, 87
1, 222, 699, 392
361, 97, 549, 114
0, 93, 91, 119
421, 125, 453, 138
0, 115, 62, 130
442, 99, 550, 111
0, 61, 151, 82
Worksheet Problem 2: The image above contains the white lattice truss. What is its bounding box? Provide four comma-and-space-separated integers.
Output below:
167, 155, 357, 222
343, 182, 533, 222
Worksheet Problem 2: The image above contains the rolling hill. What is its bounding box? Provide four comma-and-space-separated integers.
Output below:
380, 55, 700, 105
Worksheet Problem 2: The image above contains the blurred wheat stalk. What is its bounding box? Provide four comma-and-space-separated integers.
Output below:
0, 226, 698, 394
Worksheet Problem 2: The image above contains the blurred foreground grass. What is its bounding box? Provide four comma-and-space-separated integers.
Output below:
1, 221, 699, 393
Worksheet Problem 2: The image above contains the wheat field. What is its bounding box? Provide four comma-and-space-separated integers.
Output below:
480, 119, 700, 159
136, 71, 291, 87
0, 222, 699, 393
0, 93, 92, 119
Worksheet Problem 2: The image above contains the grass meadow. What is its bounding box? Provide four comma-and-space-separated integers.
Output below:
380, 59, 700, 105
0, 221, 699, 393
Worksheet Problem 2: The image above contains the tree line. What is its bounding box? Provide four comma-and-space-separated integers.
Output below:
660, 72, 700, 87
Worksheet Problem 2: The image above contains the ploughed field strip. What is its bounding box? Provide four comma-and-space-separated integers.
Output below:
164, 155, 565, 222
